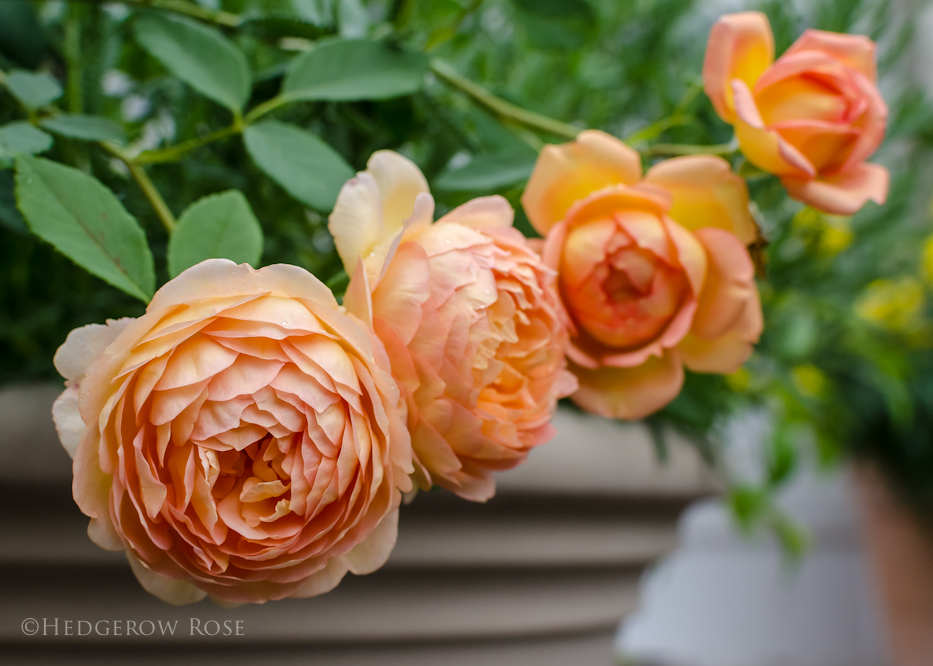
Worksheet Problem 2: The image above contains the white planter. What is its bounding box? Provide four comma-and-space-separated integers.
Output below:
0, 383, 716, 664
615, 467, 886, 666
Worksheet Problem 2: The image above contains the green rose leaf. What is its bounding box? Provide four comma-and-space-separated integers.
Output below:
14, 155, 155, 302
510, 0, 594, 21
291, 0, 336, 26
509, 0, 595, 50
0, 170, 27, 233
434, 152, 537, 191
0, 121, 53, 167
283, 39, 428, 101
168, 190, 264, 278
40, 114, 126, 144
0, 2, 49, 69
244, 120, 354, 211
5, 70, 62, 109
770, 512, 811, 558
134, 13, 251, 113
239, 16, 330, 41
337, 0, 369, 38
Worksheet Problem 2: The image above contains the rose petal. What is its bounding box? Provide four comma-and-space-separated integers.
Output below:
72, 429, 124, 551
702, 11, 775, 122
207, 356, 285, 402
343, 508, 399, 575
367, 150, 431, 236
733, 79, 816, 178
770, 119, 859, 173
691, 227, 758, 340
134, 447, 167, 521
785, 28, 877, 82
679, 295, 762, 374
154, 336, 240, 391
52, 386, 85, 460
570, 352, 685, 420
343, 258, 374, 327
54, 318, 133, 382
522, 130, 642, 235
644, 155, 758, 245
664, 218, 707, 297
127, 553, 207, 605
755, 65, 852, 128
329, 151, 430, 274
560, 218, 619, 290
442, 469, 496, 503
220, 295, 322, 332
289, 558, 350, 599
150, 260, 338, 313
369, 191, 436, 284
329, 173, 386, 274
752, 50, 853, 100
835, 71, 888, 174
371, 242, 432, 346
782, 162, 889, 215
563, 184, 671, 232
438, 195, 514, 231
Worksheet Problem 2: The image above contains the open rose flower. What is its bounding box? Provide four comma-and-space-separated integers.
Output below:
329, 151, 575, 501
51, 260, 412, 605
703, 11, 888, 215
522, 130, 763, 419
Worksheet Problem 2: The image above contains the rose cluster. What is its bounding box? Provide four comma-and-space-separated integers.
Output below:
50, 13, 885, 604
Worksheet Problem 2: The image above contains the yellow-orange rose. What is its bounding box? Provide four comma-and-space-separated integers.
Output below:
329, 151, 576, 501
703, 11, 888, 215
522, 130, 763, 419
52, 260, 412, 604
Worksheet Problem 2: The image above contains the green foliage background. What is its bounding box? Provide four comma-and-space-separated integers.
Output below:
2, 0, 933, 526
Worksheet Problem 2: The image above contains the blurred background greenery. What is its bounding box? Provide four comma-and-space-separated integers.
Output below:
1, 0, 932, 528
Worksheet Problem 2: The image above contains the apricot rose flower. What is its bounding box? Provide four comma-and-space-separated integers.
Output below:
703, 11, 888, 215
522, 130, 763, 420
329, 151, 576, 501
52, 260, 412, 605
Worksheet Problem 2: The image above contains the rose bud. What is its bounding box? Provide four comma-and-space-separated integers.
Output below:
703, 11, 888, 215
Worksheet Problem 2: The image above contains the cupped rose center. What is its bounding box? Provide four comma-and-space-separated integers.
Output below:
758, 73, 849, 125
603, 245, 656, 302
213, 435, 294, 527
757, 71, 864, 172
561, 220, 689, 350
126, 301, 373, 574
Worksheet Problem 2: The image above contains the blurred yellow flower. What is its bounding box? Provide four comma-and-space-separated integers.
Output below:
791, 364, 827, 398
726, 367, 751, 392
791, 207, 854, 256
922, 234, 933, 285
855, 277, 925, 332
819, 221, 854, 255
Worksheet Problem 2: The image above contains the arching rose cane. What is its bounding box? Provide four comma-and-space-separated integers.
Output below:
51, 260, 413, 604
329, 151, 576, 502
522, 130, 763, 420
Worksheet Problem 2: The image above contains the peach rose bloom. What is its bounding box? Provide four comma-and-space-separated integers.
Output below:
51, 260, 412, 605
329, 151, 576, 501
703, 11, 888, 216
522, 130, 763, 420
